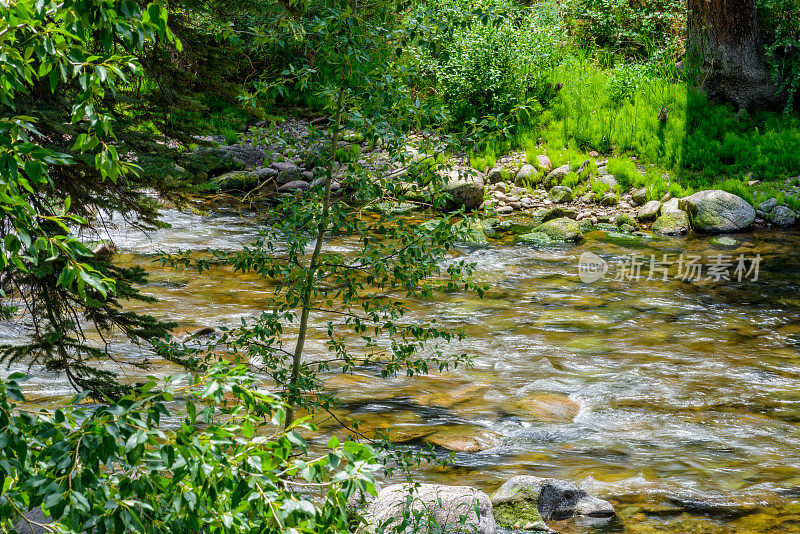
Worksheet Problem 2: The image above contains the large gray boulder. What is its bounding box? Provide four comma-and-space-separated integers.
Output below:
363, 483, 496, 534
437, 169, 486, 212
678, 190, 755, 233
491, 476, 614, 531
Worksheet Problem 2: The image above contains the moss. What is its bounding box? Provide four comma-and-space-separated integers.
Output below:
493, 500, 548, 531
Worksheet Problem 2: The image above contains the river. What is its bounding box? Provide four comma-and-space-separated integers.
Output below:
3, 200, 800, 533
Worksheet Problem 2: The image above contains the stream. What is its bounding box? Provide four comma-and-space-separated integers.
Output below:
4, 200, 800, 533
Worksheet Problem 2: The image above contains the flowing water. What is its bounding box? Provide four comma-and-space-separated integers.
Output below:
4, 201, 800, 533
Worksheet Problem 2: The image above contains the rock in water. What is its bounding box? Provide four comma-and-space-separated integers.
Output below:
364, 483, 497, 534
768, 205, 796, 227
652, 211, 690, 235
516, 232, 554, 246
515, 392, 579, 423
491, 476, 614, 531
678, 190, 755, 233
534, 217, 584, 242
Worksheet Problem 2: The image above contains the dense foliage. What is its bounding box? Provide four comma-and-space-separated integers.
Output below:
0, 366, 380, 533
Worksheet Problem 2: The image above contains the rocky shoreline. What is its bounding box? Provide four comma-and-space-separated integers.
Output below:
186, 116, 799, 249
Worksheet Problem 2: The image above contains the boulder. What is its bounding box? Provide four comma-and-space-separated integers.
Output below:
616, 213, 639, 229
536, 155, 553, 174
600, 192, 618, 206
678, 190, 755, 233
548, 186, 573, 204
541, 206, 578, 222
637, 200, 661, 221
486, 167, 508, 184
216, 143, 267, 168
365, 483, 496, 534
516, 232, 554, 246
214, 171, 259, 192
544, 164, 570, 185
631, 187, 649, 206
14, 508, 52, 534
757, 197, 778, 213
272, 162, 304, 185
660, 197, 682, 214
491, 476, 614, 531
277, 180, 310, 193
534, 218, 583, 242
652, 211, 690, 235
437, 169, 486, 212
516, 164, 539, 185
768, 205, 796, 227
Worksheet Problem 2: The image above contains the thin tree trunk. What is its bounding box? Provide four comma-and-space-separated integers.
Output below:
687, 0, 779, 109
284, 73, 347, 429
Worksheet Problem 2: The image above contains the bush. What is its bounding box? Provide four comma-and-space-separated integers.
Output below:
410, 0, 565, 122
0, 367, 380, 533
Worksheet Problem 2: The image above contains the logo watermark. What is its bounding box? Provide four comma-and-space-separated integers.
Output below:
578, 253, 761, 283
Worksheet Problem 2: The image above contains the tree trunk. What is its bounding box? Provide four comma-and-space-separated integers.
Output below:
687, 0, 779, 109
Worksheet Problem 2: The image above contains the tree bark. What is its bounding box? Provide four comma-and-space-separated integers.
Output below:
687, 0, 779, 109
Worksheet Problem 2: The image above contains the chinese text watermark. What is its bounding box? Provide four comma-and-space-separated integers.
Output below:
578, 252, 761, 283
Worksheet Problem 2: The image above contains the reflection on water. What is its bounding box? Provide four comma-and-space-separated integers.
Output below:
4, 203, 800, 533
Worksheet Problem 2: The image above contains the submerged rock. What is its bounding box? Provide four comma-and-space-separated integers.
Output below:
491, 476, 614, 531
365, 483, 496, 534
424, 428, 501, 453
679, 190, 755, 233
710, 236, 738, 248
515, 393, 580, 423
534, 218, 584, 242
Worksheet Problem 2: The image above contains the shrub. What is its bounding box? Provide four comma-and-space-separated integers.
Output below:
410, 0, 565, 122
